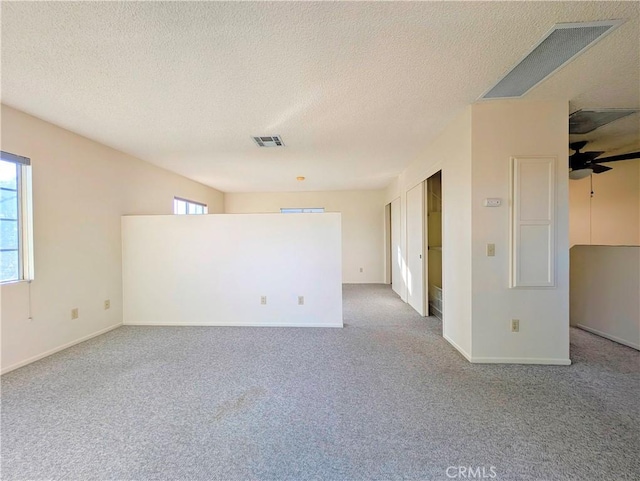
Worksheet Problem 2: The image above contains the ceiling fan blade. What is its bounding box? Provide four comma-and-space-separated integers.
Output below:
582, 151, 605, 162
569, 109, 639, 135
569, 141, 588, 152
594, 152, 640, 163
591, 164, 612, 174
570, 151, 605, 168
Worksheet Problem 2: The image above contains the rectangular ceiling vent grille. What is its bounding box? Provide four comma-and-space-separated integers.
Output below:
253, 135, 284, 147
481, 20, 623, 100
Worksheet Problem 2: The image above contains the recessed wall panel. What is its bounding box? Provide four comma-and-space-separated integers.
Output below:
518, 224, 552, 285
518, 162, 552, 221
511, 157, 556, 288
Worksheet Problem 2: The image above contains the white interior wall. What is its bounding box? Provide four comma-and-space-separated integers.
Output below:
385, 107, 473, 358
385, 101, 570, 364
470, 101, 569, 364
1, 105, 224, 373
122, 214, 343, 327
406, 182, 425, 315
224, 190, 386, 283
569, 159, 640, 247
570, 245, 639, 349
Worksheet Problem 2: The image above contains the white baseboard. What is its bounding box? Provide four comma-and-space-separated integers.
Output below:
576, 324, 640, 350
443, 334, 473, 362
470, 357, 572, 365
1, 323, 122, 375
124, 322, 344, 328
443, 334, 571, 365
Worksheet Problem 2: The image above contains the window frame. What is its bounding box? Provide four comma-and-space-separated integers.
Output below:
280, 208, 325, 214
0, 151, 34, 284
173, 196, 208, 215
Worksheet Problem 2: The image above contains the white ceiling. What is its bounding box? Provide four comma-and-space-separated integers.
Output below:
2, 2, 638, 192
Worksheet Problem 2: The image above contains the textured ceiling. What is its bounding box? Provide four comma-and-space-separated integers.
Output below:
2, 2, 639, 192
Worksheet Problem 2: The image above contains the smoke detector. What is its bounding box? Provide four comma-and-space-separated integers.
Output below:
252, 135, 284, 147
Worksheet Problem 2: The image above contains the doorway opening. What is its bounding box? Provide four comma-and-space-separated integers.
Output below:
426, 172, 442, 319
387, 198, 402, 297
385, 203, 391, 285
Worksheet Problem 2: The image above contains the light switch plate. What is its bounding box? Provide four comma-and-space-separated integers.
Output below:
487, 243, 496, 257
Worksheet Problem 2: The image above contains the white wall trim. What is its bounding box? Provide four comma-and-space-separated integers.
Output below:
124, 322, 343, 328
444, 334, 572, 365
1, 323, 122, 375
343, 281, 384, 285
510, 156, 556, 288
470, 356, 571, 365
576, 324, 640, 350
443, 333, 473, 362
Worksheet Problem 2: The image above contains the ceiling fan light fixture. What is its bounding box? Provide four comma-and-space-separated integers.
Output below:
569, 168, 593, 180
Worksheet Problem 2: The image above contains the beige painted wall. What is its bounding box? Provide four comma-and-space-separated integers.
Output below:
224, 190, 386, 283
385, 107, 473, 356
470, 101, 569, 363
569, 159, 640, 247
122, 214, 343, 327
570, 245, 639, 349
1, 104, 224, 372
385, 100, 570, 364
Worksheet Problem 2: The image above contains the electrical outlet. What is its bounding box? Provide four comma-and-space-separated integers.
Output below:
71, 308, 79, 320
487, 243, 496, 257
511, 319, 520, 332
298, 296, 304, 305
260, 296, 267, 305
104, 299, 110, 310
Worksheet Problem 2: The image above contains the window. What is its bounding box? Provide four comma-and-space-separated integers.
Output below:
173, 197, 208, 215
0, 151, 33, 283
280, 208, 325, 213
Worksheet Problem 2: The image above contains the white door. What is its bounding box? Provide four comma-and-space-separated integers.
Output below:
391, 198, 402, 298
406, 183, 425, 315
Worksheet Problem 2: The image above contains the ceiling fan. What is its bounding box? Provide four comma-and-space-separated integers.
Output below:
569, 141, 640, 180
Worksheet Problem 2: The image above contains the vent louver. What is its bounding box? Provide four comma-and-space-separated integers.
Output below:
253, 135, 284, 147
481, 20, 623, 100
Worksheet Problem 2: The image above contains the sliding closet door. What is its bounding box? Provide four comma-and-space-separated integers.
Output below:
406, 183, 425, 316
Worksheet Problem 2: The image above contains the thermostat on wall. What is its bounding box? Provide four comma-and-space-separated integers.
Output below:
483, 198, 502, 207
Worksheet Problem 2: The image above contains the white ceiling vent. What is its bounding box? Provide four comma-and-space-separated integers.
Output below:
481, 20, 623, 100
253, 135, 284, 147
